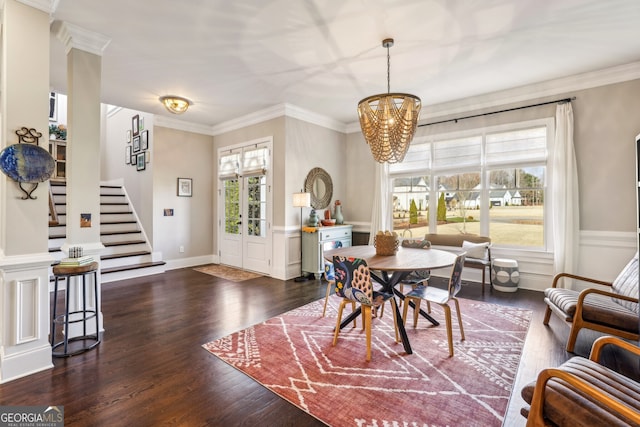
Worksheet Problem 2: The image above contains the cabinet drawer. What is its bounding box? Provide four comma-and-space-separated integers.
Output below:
319, 228, 351, 241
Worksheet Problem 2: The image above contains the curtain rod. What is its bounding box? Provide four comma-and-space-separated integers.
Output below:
418, 96, 576, 127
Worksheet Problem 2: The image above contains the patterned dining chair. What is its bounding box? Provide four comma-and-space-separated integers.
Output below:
332, 256, 399, 361
322, 241, 343, 317
323, 260, 358, 328
402, 253, 466, 357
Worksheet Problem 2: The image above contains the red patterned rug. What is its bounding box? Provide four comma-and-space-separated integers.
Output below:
203, 296, 531, 426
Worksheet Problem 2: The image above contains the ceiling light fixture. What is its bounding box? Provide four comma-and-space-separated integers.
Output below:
357, 38, 421, 164
159, 95, 192, 114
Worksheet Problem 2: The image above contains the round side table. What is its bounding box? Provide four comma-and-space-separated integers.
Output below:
51, 261, 100, 357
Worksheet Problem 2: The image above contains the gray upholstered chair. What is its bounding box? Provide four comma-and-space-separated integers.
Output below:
543, 252, 639, 352
402, 253, 466, 357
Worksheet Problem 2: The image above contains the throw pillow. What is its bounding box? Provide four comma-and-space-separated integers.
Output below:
462, 240, 488, 260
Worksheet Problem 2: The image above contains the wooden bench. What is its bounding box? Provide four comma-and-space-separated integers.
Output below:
422, 233, 492, 292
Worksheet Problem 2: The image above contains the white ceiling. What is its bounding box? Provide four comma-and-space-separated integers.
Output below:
49, 0, 640, 130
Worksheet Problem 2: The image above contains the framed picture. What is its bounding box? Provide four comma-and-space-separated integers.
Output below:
177, 178, 192, 197
136, 153, 146, 171
133, 135, 140, 152
132, 115, 140, 136
145, 150, 151, 163
49, 92, 57, 121
125, 146, 132, 164
141, 130, 149, 150
140, 116, 145, 131
126, 129, 131, 143
80, 213, 92, 228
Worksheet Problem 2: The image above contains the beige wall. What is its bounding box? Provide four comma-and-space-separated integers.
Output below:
153, 126, 214, 261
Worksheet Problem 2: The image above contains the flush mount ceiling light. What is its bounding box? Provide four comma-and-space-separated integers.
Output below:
357, 38, 421, 164
159, 95, 192, 114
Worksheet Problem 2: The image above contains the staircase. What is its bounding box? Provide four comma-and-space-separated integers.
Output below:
49, 181, 166, 283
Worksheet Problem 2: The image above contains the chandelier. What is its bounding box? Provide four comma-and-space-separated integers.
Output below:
357, 38, 421, 164
159, 95, 192, 114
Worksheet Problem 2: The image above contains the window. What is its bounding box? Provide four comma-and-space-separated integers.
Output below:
390, 119, 552, 249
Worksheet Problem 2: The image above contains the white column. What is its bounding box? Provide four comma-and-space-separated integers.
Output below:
0, 0, 55, 383
55, 22, 110, 337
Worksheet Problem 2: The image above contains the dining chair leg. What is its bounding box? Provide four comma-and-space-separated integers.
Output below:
442, 303, 454, 357
391, 299, 400, 343
362, 305, 372, 361
333, 300, 348, 346
350, 301, 358, 328
412, 299, 421, 328
453, 297, 465, 341
322, 282, 332, 317
402, 296, 410, 325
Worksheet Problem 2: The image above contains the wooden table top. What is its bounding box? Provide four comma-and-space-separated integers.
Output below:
324, 245, 456, 272
53, 261, 99, 276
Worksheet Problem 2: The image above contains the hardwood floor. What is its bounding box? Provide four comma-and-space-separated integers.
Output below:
0, 268, 595, 426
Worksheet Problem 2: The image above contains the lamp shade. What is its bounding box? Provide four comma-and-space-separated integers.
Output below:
292, 192, 311, 208
357, 38, 421, 164
358, 93, 421, 163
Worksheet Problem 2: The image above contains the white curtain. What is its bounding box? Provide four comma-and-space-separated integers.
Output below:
552, 102, 579, 280
369, 162, 392, 245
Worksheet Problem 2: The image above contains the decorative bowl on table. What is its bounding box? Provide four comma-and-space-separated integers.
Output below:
321, 219, 336, 226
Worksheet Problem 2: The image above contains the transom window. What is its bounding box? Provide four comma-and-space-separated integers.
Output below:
390, 119, 552, 249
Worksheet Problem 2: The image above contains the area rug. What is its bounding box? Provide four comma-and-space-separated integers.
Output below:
203, 296, 532, 426
193, 264, 262, 282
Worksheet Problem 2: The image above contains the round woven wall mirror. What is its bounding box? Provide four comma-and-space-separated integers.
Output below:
304, 167, 333, 209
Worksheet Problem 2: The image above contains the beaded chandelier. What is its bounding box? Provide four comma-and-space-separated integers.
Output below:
357, 39, 421, 164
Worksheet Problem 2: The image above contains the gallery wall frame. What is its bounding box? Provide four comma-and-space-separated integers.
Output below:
141, 130, 149, 150
132, 115, 140, 136
136, 153, 146, 171
177, 177, 192, 197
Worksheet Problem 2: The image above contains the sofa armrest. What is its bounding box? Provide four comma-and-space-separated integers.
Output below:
551, 272, 612, 289
590, 336, 640, 363
527, 367, 640, 427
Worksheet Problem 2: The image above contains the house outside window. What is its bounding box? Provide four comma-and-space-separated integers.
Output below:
390, 118, 553, 250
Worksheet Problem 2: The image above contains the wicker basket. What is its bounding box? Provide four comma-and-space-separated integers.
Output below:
374, 234, 399, 256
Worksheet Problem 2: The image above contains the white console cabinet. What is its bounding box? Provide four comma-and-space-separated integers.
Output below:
302, 225, 352, 279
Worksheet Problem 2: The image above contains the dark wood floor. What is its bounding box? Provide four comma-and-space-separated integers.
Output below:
0, 268, 597, 426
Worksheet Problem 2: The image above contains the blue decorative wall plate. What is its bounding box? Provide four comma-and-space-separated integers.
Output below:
0, 143, 55, 183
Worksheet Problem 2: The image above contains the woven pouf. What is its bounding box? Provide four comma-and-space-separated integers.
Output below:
491, 258, 519, 292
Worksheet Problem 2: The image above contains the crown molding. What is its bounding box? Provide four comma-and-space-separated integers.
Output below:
211, 103, 346, 136
210, 104, 288, 136
15, 0, 53, 14
154, 115, 215, 136
54, 21, 111, 56
282, 104, 347, 133
345, 60, 640, 133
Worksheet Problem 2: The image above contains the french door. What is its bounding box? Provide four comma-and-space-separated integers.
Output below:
218, 141, 272, 275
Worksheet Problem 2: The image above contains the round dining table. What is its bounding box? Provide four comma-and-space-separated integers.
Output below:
324, 245, 457, 355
